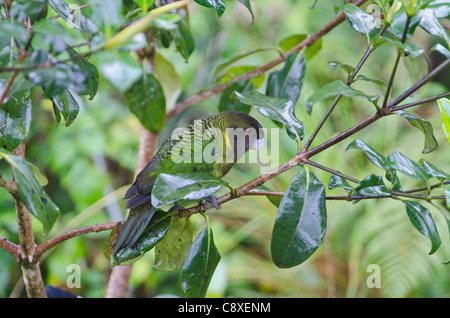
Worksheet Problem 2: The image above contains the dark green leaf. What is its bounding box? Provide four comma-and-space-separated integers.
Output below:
372, 36, 424, 58
10, 0, 47, 23
346, 139, 387, 170
389, 9, 422, 40
329, 61, 355, 77
419, 159, 450, 179
0, 90, 32, 151
354, 75, 388, 92
49, 89, 79, 128
419, 8, 449, 42
66, 48, 99, 99
403, 200, 441, 254
125, 72, 166, 132
194, 0, 226, 17
218, 80, 252, 114
154, 217, 193, 271
238, 0, 254, 23
151, 172, 225, 209
236, 91, 305, 144
266, 52, 306, 105
271, 170, 327, 268
174, 19, 195, 62
306, 80, 379, 114
182, 227, 221, 298
0, 150, 59, 233
342, 3, 378, 42
95, 50, 143, 92
108, 210, 171, 267
48, 0, 99, 34
354, 174, 391, 197
437, 98, 450, 144
396, 111, 438, 154
328, 174, 353, 193
430, 43, 450, 58
385, 151, 430, 189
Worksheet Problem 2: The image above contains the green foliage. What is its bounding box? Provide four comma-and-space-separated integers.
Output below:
0, 0, 449, 298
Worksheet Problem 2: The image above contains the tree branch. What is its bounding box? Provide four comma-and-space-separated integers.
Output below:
165, 0, 369, 123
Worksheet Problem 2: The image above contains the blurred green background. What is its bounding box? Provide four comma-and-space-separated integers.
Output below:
1, 0, 449, 298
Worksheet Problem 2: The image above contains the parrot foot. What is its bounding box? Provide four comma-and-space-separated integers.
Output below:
168, 202, 183, 213
206, 195, 221, 210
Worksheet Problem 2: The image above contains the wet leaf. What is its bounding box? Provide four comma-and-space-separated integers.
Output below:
419, 159, 450, 180
218, 80, 253, 114
66, 47, 99, 100
266, 52, 306, 105
306, 80, 379, 114
154, 217, 193, 271
386, 151, 430, 189
151, 172, 225, 209
194, 0, 226, 17
0, 150, 59, 233
396, 111, 438, 154
328, 174, 353, 193
403, 200, 441, 254
126, 72, 166, 132
0, 90, 32, 151
174, 19, 195, 62
437, 98, 450, 145
49, 89, 80, 128
342, 3, 378, 42
271, 169, 327, 268
182, 227, 221, 298
49, 0, 99, 34
354, 174, 391, 197
236, 91, 305, 144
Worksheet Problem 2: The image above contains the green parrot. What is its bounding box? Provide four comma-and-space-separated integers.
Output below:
113, 111, 264, 253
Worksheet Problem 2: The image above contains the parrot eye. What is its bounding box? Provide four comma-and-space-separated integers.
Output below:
245, 127, 252, 133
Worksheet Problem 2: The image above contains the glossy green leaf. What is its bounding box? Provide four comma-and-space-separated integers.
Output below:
27, 62, 71, 97
182, 227, 221, 298
329, 61, 355, 77
154, 217, 193, 271
396, 111, 438, 154
49, 89, 80, 128
109, 210, 171, 267
266, 52, 306, 105
430, 43, 450, 58
10, 0, 47, 23
0, 150, 59, 233
48, 0, 99, 34
342, 3, 378, 42
444, 184, 450, 210
372, 36, 424, 58
419, 159, 450, 179
354, 75, 388, 92
403, 200, 441, 254
419, 8, 449, 43
236, 91, 305, 144
306, 80, 379, 114
151, 172, 226, 209
328, 174, 353, 193
238, 0, 254, 23
346, 139, 387, 170
66, 48, 99, 100
218, 80, 252, 114
271, 170, 327, 268
0, 90, 32, 151
389, 9, 421, 40
354, 174, 391, 197
126, 72, 166, 132
174, 19, 195, 62
95, 50, 143, 92
437, 98, 450, 144
194, 0, 226, 17
386, 151, 430, 189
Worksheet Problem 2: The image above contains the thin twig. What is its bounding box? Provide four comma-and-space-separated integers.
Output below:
165, 0, 369, 123
391, 92, 450, 111
304, 159, 360, 184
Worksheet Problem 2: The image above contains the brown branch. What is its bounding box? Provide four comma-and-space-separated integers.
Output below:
0, 237, 20, 263
35, 222, 117, 259
165, 0, 369, 122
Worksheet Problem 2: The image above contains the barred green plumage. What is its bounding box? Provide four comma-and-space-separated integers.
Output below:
113, 111, 264, 253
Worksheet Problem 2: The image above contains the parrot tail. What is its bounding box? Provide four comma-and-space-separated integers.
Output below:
113, 203, 156, 254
